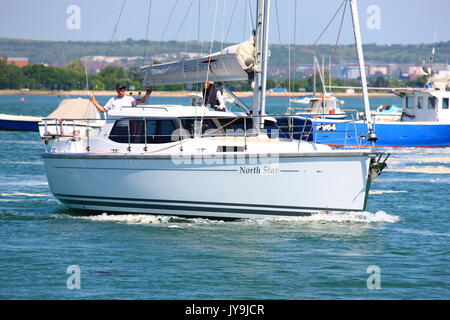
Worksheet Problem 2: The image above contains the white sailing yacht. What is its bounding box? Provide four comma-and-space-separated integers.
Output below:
41, 0, 388, 219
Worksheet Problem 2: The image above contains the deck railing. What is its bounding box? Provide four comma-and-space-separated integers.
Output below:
41, 114, 370, 153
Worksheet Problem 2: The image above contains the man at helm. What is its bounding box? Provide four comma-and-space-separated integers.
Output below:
202, 81, 227, 111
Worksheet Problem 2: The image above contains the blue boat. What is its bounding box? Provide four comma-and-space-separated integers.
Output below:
0, 114, 41, 132
276, 84, 450, 148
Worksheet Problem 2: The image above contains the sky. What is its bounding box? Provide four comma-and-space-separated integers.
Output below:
0, 0, 449, 45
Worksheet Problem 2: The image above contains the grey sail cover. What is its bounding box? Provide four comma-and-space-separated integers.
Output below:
140, 38, 255, 86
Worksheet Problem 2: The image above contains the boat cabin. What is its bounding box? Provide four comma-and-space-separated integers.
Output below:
102, 105, 251, 145
395, 88, 450, 123
306, 96, 341, 114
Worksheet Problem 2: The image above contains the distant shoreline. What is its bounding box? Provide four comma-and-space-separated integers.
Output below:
0, 89, 396, 98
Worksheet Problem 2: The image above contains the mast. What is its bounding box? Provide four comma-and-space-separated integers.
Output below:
252, 0, 271, 133
349, 0, 377, 143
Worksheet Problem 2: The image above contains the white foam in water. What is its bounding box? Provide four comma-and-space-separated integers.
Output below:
369, 190, 407, 195
388, 166, 450, 174
64, 210, 399, 226
247, 210, 400, 224
0, 180, 48, 187
77, 213, 177, 224
1, 192, 48, 197
68, 213, 225, 226
0, 161, 43, 165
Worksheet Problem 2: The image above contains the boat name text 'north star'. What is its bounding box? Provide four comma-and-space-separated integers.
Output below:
239, 165, 279, 175
185, 304, 264, 317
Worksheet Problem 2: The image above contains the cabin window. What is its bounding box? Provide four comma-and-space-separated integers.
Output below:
109, 119, 177, 144
202, 119, 219, 136
181, 119, 219, 137
417, 96, 423, 109
109, 120, 130, 143
443, 98, 449, 109
428, 97, 436, 109
218, 118, 252, 133
146, 119, 176, 143
405, 96, 413, 109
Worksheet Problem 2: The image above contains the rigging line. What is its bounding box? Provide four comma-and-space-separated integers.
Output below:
312, 0, 347, 46
220, 0, 226, 52
205, 0, 220, 81
224, 0, 238, 43
293, 0, 298, 45
202, 0, 220, 107
101, 0, 127, 71
142, 0, 153, 66
247, 0, 255, 32
174, 0, 195, 41
288, 0, 292, 107
334, 0, 347, 52
84, 62, 90, 93
274, 0, 346, 92
183, 0, 194, 59
274, 0, 282, 45
330, 0, 348, 88
160, 0, 179, 41
243, 0, 247, 41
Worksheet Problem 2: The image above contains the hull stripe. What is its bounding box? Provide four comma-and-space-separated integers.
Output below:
54, 193, 361, 212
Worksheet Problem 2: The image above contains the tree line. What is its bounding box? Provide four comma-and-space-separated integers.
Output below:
0, 57, 427, 92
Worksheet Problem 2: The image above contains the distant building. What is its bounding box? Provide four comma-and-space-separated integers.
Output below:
369, 66, 388, 76
343, 64, 369, 79
5, 57, 29, 67
408, 66, 426, 80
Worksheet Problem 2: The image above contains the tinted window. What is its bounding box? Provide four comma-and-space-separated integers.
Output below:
129, 120, 145, 143
181, 119, 219, 137
154, 120, 176, 143
109, 119, 177, 144
218, 118, 252, 133
146, 120, 157, 136
109, 120, 130, 143
417, 96, 423, 109
201, 119, 219, 136
428, 97, 436, 109
443, 98, 449, 109
405, 96, 412, 109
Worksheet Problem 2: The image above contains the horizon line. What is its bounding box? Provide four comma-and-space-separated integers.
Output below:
0, 36, 445, 47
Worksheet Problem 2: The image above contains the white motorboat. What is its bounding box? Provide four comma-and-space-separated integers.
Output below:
290, 94, 313, 105
41, 0, 388, 219
293, 94, 347, 119
371, 104, 403, 122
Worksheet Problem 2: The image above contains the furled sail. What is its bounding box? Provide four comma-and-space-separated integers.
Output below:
140, 38, 255, 86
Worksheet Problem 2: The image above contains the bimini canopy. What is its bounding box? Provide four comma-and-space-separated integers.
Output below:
46, 98, 100, 119
140, 38, 256, 86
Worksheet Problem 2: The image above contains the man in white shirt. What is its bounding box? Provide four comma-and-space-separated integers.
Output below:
89, 82, 151, 113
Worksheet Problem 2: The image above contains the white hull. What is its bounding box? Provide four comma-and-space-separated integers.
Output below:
43, 151, 374, 219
